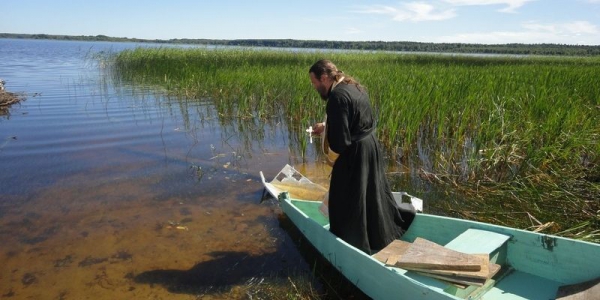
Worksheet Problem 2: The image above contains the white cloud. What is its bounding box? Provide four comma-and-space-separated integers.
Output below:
563, 21, 599, 34
522, 21, 599, 35
351, 1, 599, 44
356, 0, 534, 23
442, 0, 536, 13
357, 2, 456, 22
436, 21, 600, 44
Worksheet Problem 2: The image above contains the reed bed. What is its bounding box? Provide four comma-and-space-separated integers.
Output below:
107, 48, 599, 241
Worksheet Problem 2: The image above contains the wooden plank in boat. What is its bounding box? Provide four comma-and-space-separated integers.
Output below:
412, 257, 501, 289
415, 271, 487, 287
396, 238, 484, 271
373, 240, 411, 265
408, 254, 501, 280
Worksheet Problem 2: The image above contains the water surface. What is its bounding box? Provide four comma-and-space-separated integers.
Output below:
0, 38, 340, 299
0, 38, 455, 299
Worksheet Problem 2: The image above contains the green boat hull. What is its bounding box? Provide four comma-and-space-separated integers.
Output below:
278, 193, 600, 300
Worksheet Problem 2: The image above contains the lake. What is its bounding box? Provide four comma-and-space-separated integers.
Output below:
2, 38, 465, 299
0, 38, 355, 299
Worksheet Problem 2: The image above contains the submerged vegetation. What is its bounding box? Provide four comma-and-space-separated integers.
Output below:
0, 90, 25, 116
106, 47, 599, 242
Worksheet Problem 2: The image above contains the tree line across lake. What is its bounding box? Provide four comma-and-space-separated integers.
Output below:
2, 33, 600, 56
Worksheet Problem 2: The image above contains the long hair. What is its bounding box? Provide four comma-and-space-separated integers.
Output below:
309, 59, 364, 91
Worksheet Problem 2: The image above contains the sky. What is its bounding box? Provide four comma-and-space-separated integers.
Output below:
2, 0, 600, 45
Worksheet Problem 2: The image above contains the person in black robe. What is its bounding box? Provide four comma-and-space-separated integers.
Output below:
309, 59, 415, 254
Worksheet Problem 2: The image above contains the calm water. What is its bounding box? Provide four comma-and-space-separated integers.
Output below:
0, 39, 344, 299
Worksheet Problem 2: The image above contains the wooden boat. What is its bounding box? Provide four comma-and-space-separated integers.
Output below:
260, 165, 600, 300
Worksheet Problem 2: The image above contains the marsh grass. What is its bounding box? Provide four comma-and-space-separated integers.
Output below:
107, 48, 599, 241
208, 274, 322, 300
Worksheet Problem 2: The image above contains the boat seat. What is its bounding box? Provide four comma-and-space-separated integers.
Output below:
441, 229, 512, 299
444, 228, 510, 255
444, 228, 511, 267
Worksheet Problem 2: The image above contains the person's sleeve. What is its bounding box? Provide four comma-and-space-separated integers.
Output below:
326, 91, 352, 154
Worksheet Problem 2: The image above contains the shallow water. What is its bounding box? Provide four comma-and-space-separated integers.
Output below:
0, 38, 460, 299
0, 38, 348, 299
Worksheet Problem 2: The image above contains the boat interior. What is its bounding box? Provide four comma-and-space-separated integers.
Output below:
289, 199, 599, 300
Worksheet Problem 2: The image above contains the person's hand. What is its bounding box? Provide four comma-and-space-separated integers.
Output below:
312, 122, 325, 135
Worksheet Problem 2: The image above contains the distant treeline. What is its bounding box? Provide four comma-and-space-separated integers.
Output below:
2, 32, 600, 56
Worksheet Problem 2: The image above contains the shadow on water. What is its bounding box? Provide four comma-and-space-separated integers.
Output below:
134, 250, 282, 294
131, 221, 371, 299
130, 191, 370, 299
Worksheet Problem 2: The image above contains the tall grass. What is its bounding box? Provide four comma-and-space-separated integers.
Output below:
107, 48, 599, 240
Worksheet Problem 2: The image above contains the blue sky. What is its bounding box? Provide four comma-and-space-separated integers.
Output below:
3, 0, 600, 45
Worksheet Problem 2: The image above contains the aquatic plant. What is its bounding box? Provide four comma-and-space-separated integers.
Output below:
107, 48, 600, 241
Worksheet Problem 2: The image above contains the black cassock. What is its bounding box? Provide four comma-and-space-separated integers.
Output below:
326, 83, 415, 254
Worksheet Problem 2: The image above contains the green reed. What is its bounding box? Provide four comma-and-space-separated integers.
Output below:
110, 47, 317, 121
107, 48, 599, 241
